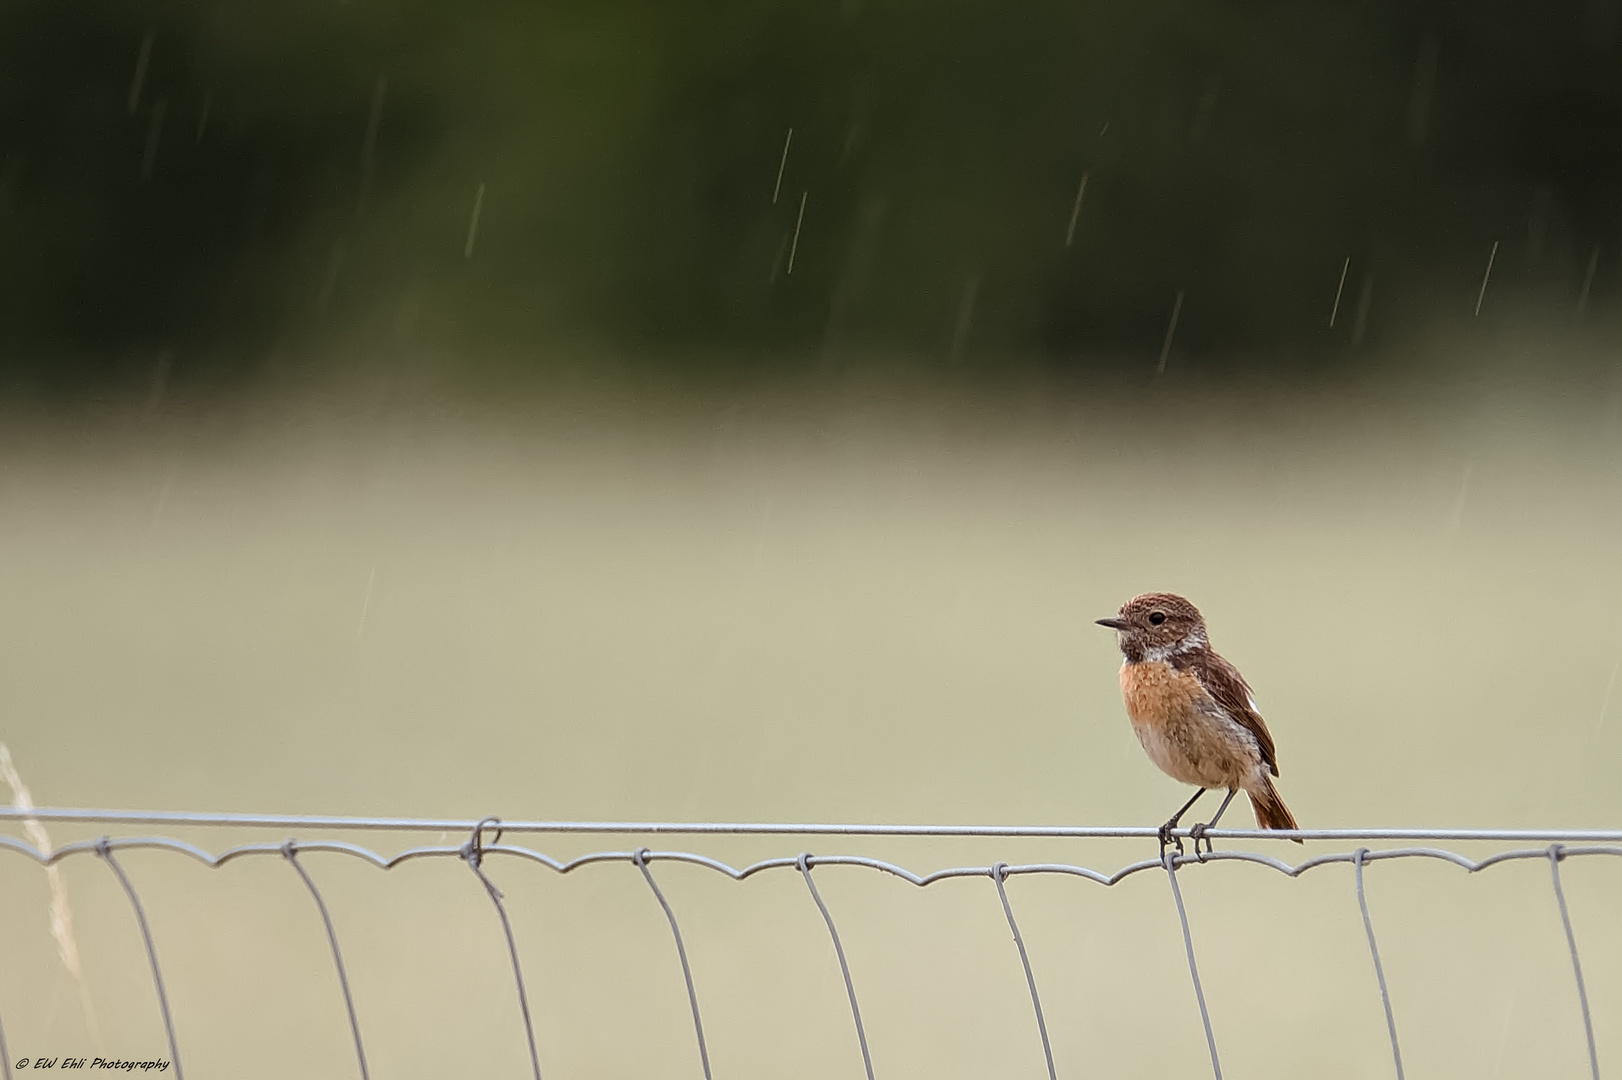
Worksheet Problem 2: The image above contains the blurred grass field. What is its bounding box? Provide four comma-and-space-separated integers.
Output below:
1, 357, 1619, 1077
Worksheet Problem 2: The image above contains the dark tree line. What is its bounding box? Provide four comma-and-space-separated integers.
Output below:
2, 0, 1618, 392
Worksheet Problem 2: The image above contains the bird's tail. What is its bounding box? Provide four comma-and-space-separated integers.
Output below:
1248, 777, 1303, 842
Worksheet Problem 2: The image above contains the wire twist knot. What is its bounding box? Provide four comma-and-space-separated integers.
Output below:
464, 816, 502, 876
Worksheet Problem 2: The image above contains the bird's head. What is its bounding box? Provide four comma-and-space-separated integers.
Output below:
1097, 592, 1208, 663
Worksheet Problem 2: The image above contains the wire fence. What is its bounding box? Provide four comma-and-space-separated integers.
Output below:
0, 808, 1616, 1080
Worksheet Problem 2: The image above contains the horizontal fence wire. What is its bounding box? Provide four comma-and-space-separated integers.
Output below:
4, 806, 1622, 842
0, 809, 1616, 1080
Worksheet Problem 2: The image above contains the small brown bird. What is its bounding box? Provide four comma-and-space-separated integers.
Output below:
1097, 592, 1300, 850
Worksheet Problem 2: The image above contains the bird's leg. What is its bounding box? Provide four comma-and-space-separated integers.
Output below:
1189, 788, 1239, 858
1159, 788, 1207, 855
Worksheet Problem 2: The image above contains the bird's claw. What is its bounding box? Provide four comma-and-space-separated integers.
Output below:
1189, 822, 1213, 860
1157, 821, 1184, 858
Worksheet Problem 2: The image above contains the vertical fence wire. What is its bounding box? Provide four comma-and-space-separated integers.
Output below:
283, 843, 371, 1080
1548, 846, 1601, 1080
95, 839, 185, 1080
990, 863, 1058, 1080
464, 820, 543, 1080
1353, 849, 1405, 1080
0, 820, 1611, 1080
1163, 851, 1221, 1080
798, 854, 877, 1080
633, 848, 712, 1080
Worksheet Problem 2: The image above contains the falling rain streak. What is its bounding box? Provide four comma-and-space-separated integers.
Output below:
787, 192, 807, 274
195, 90, 212, 144
318, 243, 346, 311
1065, 174, 1088, 247
1597, 653, 1622, 735
465, 184, 486, 259
1352, 275, 1374, 345
949, 277, 979, 361
1329, 257, 1350, 327
1475, 241, 1498, 317
1157, 291, 1184, 373
146, 350, 172, 416
768, 232, 790, 284
773, 128, 793, 204
1577, 247, 1599, 315
128, 32, 154, 114
141, 98, 167, 180
357, 566, 377, 640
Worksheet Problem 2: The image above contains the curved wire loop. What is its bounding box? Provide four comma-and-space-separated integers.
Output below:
2, 832, 1617, 886
463, 818, 542, 1080
633, 848, 712, 1080
1163, 849, 1221, 1080
799, 853, 876, 1080
1353, 848, 1404, 1080
283, 842, 371, 1080
96, 837, 185, 1080
1547, 845, 1600, 1080
991, 862, 1057, 1080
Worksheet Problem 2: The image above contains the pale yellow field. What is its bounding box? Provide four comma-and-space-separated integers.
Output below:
1, 363, 1619, 1078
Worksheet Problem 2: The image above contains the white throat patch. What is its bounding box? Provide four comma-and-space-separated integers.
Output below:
1141, 626, 1207, 663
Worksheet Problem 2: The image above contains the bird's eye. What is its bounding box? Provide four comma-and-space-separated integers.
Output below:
1149, 611, 1166, 625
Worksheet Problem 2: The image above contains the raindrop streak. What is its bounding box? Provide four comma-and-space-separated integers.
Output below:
357, 566, 377, 640
1065, 173, 1088, 247
1157, 290, 1184, 374
1475, 241, 1498, 316
767, 231, 790, 284
1329, 256, 1350, 327
1489, 986, 1519, 1080
465, 183, 485, 259
1444, 464, 1473, 542
949, 277, 979, 361
787, 191, 807, 274
141, 98, 167, 180
1598, 652, 1620, 736
1353, 274, 1375, 345
1577, 246, 1600, 314
772, 127, 793, 204
128, 32, 154, 114
195, 90, 212, 144
318, 242, 346, 310
148, 458, 178, 529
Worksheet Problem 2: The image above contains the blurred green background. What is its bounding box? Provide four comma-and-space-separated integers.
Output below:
2, 0, 1621, 391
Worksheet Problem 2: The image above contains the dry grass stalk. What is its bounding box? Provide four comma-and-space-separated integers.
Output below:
0, 743, 100, 1042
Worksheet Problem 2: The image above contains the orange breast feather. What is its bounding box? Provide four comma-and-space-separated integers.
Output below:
1119, 660, 1205, 729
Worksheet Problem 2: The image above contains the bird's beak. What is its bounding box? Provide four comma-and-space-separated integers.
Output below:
1095, 617, 1127, 630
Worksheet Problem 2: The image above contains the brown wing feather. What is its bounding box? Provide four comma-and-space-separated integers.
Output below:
1177, 649, 1280, 775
